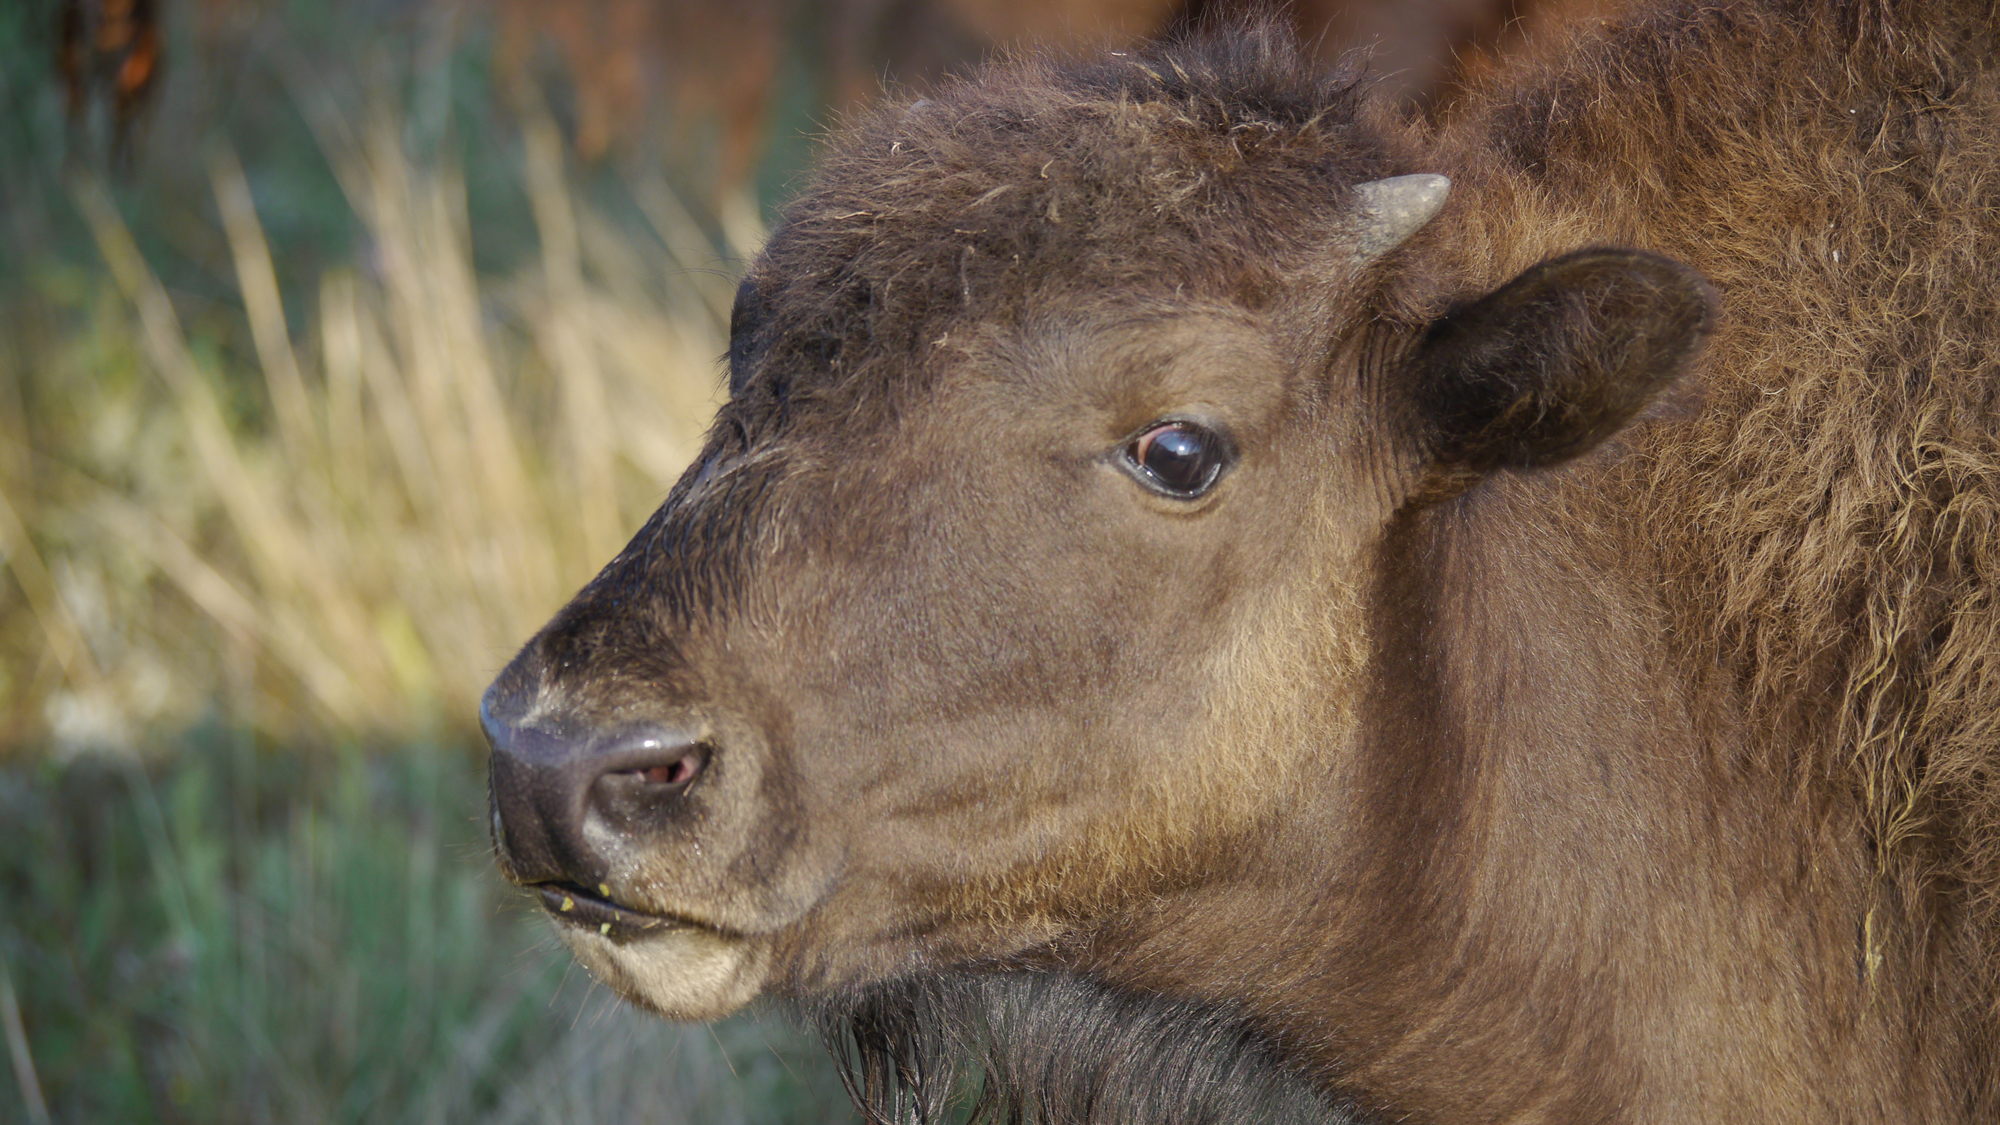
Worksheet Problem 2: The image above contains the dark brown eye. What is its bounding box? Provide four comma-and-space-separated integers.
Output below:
1125, 421, 1230, 497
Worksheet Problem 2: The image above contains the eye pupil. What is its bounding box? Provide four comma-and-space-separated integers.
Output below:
1128, 421, 1227, 496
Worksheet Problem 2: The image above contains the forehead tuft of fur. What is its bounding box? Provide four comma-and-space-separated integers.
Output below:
730, 22, 1421, 423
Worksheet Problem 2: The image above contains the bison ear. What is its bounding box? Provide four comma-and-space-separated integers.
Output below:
1403, 247, 1717, 480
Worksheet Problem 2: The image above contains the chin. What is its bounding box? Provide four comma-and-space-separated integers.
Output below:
554, 923, 772, 1021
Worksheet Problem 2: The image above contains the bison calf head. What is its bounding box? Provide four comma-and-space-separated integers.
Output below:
482, 31, 1713, 1031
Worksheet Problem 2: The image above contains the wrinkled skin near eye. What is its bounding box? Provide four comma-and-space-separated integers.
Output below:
1123, 420, 1232, 498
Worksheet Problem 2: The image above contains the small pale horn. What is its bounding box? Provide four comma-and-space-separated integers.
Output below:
1350, 174, 1452, 262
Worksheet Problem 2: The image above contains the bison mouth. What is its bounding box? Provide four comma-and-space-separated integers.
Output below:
533, 881, 708, 941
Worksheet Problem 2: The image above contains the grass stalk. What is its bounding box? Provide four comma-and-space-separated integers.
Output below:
211, 147, 321, 474
524, 109, 624, 567
0, 957, 51, 1125
0, 484, 104, 696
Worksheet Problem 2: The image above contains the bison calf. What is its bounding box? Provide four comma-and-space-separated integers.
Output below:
484, 0, 2000, 1120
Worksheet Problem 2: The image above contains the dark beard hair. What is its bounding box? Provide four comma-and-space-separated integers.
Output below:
806, 971, 1370, 1125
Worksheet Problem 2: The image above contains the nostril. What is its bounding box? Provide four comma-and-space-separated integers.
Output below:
633, 746, 706, 789
588, 733, 713, 831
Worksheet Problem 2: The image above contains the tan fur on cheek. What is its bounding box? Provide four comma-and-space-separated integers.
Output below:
920, 520, 1376, 945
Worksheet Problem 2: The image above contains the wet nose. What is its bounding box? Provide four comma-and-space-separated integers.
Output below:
482, 691, 710, 887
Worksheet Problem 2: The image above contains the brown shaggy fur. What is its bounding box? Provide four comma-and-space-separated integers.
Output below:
1438, 0, 2000, 1102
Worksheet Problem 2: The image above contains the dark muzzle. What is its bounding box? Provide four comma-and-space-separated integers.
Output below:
483, 689, 710, 892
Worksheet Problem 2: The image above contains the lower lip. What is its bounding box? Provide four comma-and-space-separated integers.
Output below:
537, 883, 688, 940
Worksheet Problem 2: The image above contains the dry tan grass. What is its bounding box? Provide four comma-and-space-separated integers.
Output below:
1, 121, 752, 753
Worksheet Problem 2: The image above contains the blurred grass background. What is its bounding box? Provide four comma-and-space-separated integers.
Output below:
0, 0, 856, 1119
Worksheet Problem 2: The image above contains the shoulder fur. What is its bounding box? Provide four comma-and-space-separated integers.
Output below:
1444, 0, 2000, 1085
